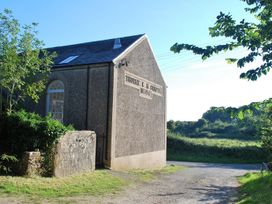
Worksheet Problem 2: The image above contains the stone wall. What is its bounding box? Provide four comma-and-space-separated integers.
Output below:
19, 151, 42, 177
53, 131, 96, 177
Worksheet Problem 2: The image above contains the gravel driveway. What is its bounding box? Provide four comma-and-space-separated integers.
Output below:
0, 161, 259, 204
95, 161, 259, 204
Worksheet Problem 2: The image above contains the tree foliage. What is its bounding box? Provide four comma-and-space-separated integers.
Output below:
171, 0, 272, 81
0, 153, 18, 175
0, 9, 56, 112
167, 98, 272, 140
261, 107, 272, 157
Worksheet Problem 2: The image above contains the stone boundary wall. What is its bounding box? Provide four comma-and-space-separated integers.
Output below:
19, 151, 42, 176
53, 131, 96, 177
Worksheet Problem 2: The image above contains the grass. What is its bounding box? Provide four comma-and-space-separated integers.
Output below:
0, 170, 126, 198
237, 172, 272, 203
168, 149, 257, 164
168, 133, 266, 163
0, 165, 184, 199
174, 137, 261, 148
130, 164, 185, 182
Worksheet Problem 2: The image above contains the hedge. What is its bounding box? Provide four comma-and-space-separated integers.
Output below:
0, 110, 73, 157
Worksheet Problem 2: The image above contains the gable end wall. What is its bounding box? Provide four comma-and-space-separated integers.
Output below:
110, 38, 166, 170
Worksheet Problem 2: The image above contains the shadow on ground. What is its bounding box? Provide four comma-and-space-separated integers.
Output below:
156, 192, 185, 197
191, 185, 237, 204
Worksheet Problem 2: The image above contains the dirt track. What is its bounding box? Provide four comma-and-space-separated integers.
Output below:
91, 161, 258, 204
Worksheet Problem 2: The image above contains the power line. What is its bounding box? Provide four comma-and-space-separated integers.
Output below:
160, 51, 232, 73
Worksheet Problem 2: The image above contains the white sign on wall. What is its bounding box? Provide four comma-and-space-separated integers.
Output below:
124, 71, 163, 99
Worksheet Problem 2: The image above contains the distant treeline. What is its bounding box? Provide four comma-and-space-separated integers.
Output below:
167, 98, 272, 140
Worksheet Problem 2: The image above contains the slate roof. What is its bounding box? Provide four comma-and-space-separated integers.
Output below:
47, 34, 145, 68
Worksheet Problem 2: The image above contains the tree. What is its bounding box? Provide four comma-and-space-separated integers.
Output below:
260, 107, 272, 159
195, 118, 208, 129
0, 9, 56, 113
171, 0, 272, 81
167, 120, 176, 132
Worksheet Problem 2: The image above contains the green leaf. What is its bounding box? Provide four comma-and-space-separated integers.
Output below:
0, 9, 56, 112
237, 111, 244, 120
170, 0, 272, 81
226, 58, 238, 64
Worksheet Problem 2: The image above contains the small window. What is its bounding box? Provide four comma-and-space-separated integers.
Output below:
113, 38, 122, 49
46, 80, 64, 122
59, 55, 78, 64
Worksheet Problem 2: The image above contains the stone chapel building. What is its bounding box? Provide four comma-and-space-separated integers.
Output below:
28, 34, 167, 170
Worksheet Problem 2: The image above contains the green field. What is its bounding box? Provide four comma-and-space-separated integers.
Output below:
167, 132, 266, 163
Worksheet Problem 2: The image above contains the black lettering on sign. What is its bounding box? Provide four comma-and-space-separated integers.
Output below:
124, 71, 163, 99
125, 75, 139, 86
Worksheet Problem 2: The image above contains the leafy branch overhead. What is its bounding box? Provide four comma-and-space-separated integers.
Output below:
0, 9, 56, 112
171, 0, 272, 81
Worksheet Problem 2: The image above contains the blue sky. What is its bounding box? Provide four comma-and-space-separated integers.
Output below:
1, 0, 271, 120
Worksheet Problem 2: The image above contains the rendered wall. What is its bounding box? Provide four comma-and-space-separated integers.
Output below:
24, 38, 167, 170
47, 65, 110, 166
25, 64, 110, 166
87, 65, 110, 165
110, 38, 167, 169
26, 67, 89, 130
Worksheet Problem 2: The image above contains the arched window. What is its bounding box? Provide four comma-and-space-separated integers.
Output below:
46, 80, 64, 122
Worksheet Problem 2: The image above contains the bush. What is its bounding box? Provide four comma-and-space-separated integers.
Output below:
261, 107, 272, 159
0, 110, 74, 175
0, 153, 18, 175
0, 110, 73, 159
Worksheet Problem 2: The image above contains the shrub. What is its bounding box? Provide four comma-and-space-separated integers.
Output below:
0, 154, 18, 175
1, 110, 73, 156
0, 110, 74, 175
261, 107, 272, 159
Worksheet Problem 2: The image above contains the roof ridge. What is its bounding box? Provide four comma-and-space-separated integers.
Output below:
46, 34, 145, 50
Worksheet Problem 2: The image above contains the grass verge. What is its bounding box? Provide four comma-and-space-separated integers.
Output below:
0, 165, 184, 199
167, 133, 266, 163
0, 170, 126, 198
167, 149, 258, 164
237, 172, 272, 203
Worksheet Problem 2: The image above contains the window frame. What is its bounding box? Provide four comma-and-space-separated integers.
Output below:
46, 80, 65, 122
